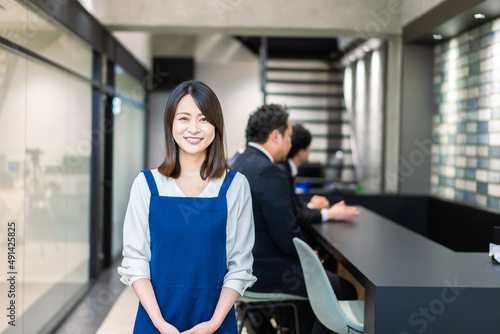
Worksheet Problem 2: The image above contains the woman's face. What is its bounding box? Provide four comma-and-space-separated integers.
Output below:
172, 95, 215, 158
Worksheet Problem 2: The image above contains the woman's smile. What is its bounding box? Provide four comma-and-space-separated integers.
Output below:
185, 136, 203, 144
173, 95, 215, 157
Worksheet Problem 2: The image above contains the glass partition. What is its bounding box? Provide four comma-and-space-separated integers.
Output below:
1, 0, 149, 332
112, 67, 146, 258
0, 44, 27, 334
115, 64, 147, 102
25, 2, 92, 79
0, 1, 92, 332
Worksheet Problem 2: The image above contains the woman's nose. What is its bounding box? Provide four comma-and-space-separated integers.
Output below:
188, 120, 200, 132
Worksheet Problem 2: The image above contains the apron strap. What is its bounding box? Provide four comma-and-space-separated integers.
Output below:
142, 170, 159, 196
218, 169, 237, 198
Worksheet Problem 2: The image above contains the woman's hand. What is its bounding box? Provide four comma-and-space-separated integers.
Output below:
182, 287, 237, 334
131, 279, 180, 334
181, 321, 216, 334
155, 320, 181, 334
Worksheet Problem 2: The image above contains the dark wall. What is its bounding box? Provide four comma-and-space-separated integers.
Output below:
152, 58, 194, 91
427, 196, 499, 252
335, 194, 428, 236
299, 193, 428, 235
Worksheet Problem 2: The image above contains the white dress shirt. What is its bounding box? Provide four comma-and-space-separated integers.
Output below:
248, 142, 274, 162
288, 158, 299, 178
117, 169, 257, 295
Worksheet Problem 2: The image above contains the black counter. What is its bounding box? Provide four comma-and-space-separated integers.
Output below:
308, 207, 500, 334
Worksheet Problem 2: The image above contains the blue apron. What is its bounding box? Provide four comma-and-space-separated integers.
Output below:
133, 169, 238, 333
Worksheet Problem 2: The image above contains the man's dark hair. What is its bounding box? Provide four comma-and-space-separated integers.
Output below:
246, 104, 289, 144
287, 123, 312, 159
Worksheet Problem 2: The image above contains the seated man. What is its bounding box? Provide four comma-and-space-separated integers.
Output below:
277, 123, 359, 225
231, 104, 357, 334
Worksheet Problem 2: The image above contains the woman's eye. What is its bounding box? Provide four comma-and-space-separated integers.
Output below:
200, 117, 207, 122
179, 117, 188, 121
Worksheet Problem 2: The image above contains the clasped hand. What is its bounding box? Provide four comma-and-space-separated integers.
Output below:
157, 321, 216, 334
181, 322, 215, 334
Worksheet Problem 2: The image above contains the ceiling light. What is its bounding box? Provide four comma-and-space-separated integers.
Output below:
474, 13, 486, 19
112, 97, 122, 115
348, 55, 356, 62
433, 34, 443, 40
362, 45, 370, 52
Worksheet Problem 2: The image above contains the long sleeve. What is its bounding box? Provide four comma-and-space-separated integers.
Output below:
117, 173, 152, 287
258, 164, 305, 258
277, 161, 323, 225
223, 173, 257, 295
296, 198, 323, 225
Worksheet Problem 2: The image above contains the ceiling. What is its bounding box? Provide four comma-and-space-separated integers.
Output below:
235, 36, 342, 60
404, 0, 500, 44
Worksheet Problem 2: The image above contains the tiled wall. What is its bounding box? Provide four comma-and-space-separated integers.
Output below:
432, 17, 500, 209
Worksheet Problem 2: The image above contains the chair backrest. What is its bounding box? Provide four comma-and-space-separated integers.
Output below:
293, 238, 350, 332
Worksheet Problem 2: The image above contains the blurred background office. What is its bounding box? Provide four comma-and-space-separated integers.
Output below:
1, 0, 500, 332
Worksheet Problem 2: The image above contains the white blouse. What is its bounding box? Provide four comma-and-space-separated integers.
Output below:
117, 169, 257, 296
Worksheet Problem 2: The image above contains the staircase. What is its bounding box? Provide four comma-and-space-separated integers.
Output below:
257, 37, 358, 190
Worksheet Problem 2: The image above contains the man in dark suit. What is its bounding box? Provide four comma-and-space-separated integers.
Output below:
232, 104, 357, 334
277, 123, 359, 226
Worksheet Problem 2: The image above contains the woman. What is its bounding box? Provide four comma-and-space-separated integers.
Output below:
118, 80, 256, 333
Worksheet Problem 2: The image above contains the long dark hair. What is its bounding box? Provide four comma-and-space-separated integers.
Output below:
157, 80, 229, 180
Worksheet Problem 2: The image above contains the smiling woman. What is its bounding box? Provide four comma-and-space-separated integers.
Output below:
158, 81, 228, 180
172, 95, 215, 160
118, 80, 257, 334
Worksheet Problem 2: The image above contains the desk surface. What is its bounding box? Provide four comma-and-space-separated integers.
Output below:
309, 207, 500, 333
311, 206, 500, 288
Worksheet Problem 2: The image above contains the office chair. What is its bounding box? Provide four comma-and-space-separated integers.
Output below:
293, 238, 364, 334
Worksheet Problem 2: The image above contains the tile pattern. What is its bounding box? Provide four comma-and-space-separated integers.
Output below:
432, 17, 500, 209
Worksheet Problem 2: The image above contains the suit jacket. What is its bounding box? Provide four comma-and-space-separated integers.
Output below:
231, 146, 305, 288
277, 161, 322, 225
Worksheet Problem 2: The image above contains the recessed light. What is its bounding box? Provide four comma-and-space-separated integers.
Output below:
348, 55, 356, 62
474, 13, 486, 19
112, 97, 122, 115
433, 34, 443, 40
362, 45, 370, 52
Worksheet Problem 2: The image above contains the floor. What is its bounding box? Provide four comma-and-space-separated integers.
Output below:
95, 287, 137, 333
53, 257, 127, 334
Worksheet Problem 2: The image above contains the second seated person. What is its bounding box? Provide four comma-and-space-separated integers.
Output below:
231, 104, 357, 334
277, 122, 359, 225
118, 80, 256, 334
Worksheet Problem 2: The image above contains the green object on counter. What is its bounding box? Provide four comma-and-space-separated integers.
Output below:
355, 185, 366, 193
